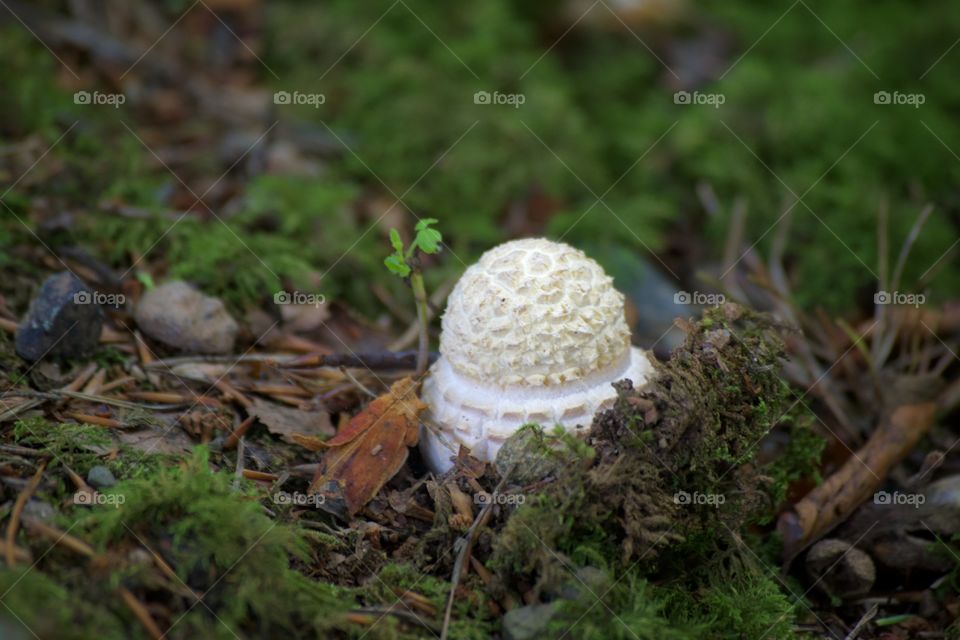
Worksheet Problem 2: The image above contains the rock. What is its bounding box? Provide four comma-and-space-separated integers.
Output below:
495, 426, 568, 485
557, 566, 610, 601
806, 538, 875, 599
15, 272, 103, 362
502, 603, 560, 640
134, 281, 238, 354
22, 500, 56, 522
86, 465, 116, 489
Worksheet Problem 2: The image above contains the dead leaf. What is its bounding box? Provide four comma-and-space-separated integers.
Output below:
305, 377, 425, 516
249, 398, 334, 444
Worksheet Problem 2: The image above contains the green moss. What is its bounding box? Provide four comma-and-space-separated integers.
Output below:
0, 567, 127, 640
12, 417, 171, 483
489, 305, 802, 636
367, 563, 494, 639
662, 562, 797, 640
268, 0, 608, 252
0, 28, 71, 136
547, 570, 703, 640
8, 0, 959, 316
13, 417, 115, 472
764, 412, 826, 520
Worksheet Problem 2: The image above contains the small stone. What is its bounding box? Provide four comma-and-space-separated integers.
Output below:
806, 538, 875, 599
502, 603, 560, 640
134, 281, 238, 354
556, 566, 611, 601
22, 500, 56, 522
15, 272, 103, 362
87, 465, 117, 489
495, 427, 568, 485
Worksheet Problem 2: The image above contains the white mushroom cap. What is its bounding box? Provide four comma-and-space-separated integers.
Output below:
420, 238, 655, 473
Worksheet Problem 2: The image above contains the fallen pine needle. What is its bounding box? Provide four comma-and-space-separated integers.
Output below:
67, 412, 124, 428
62, 363, 98, 393
126, 391, 193, 404
133, 330, 154, 365
5, 461, 47, 566
247, 384, 311, 397
22, 517, 94, 557
224, 415, 256, 450
214, 379, 254, 409
241, 469, 278, 482
82, 368, 107, 395
98, 376, 136, 393
118, 586, 163, 640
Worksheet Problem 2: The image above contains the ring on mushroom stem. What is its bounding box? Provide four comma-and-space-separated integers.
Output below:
420, 238, 655, 473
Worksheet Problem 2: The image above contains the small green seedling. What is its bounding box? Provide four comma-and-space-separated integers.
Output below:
136, 272, 156, 291
384, 219, 442, 375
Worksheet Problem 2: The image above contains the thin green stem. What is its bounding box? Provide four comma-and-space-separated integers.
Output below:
410, 270, 430, 376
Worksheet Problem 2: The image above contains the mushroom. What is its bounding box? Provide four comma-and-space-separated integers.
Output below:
420, 238, 655, 473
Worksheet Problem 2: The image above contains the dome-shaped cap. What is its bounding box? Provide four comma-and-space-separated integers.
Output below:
439, 238, 631, 387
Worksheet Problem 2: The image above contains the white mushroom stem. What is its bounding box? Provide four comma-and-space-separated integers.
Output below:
421, 345, 653, 472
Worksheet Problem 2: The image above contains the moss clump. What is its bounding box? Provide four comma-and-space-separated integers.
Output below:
72, 447, 355, 639
661, 551, 798, 640
11, 417, 172, 483
490, 303, 803, 636
366, 563, 495, 639
12, 417, 115, 472
0, 567, 127, 640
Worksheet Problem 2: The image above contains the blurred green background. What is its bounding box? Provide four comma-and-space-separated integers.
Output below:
1, 0, 958, 317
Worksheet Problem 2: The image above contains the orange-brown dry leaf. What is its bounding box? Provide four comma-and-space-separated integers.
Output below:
303, 377, 426, 516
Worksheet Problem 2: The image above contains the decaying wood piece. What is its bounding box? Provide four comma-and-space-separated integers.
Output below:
779, 402, 938, 562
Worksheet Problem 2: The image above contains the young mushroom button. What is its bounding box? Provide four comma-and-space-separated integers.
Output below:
420, 238, 655, 473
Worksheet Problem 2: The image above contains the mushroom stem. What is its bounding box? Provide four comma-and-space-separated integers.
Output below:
410, 270, 430, 376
